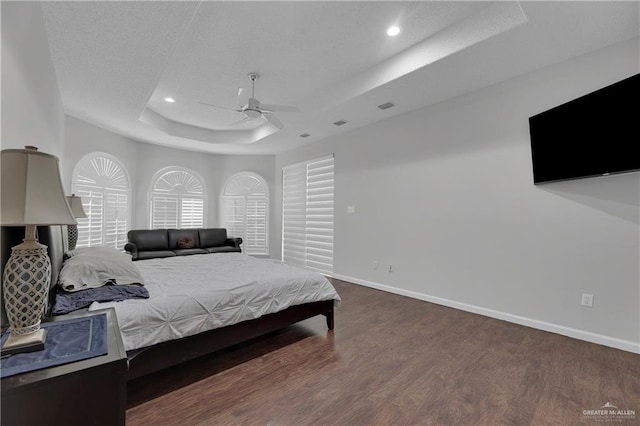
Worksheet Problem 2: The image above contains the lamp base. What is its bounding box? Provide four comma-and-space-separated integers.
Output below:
68, 224, 78, 250
1, 329, 47, 355
2, 225, 51, 356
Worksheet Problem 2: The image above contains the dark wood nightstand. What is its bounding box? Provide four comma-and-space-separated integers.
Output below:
1, 308, 127, 426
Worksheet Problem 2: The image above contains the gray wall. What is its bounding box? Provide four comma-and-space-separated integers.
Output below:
134, 142, 275, 233
61, 116, 138, 196
274, 37, 640, 352
0, 2, 66, 325
1, 2, 65, 157
62, 116, 276, 249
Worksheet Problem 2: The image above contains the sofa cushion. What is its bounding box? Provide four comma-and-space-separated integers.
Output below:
137, 250, 176, 260
174, 248, 208, 256
206, 246, 241, 253
128, 230, 170, 251
199, 229, 227, 248
168, 229, 200, 250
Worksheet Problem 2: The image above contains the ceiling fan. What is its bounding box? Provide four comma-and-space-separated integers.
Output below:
199, 73, 300, 129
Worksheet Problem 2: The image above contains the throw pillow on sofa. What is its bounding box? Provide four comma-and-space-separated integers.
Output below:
177, 237, 195, 249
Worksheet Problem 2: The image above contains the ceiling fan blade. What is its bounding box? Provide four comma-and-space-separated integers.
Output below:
236, 87, 248, 107
199, 101, 241, 113
260, 103, 300, 113
263, 113, 284, 129
228, 116, 254, 127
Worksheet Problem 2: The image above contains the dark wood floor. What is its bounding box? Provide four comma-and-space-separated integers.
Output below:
126, 279, 639, 425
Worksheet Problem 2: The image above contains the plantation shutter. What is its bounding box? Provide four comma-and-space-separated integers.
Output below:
221, 173, 269, 256
105, 191, 128, 248
150, 168, 205, 229
72, 154, 129, 249
151, 195, 178, 229
282, 155, 334, 275
245, 195, 267, 254
282, 163, 307, 267
75, 189, 104, 247
180, 197, 204, 228
223, 195, 246, 243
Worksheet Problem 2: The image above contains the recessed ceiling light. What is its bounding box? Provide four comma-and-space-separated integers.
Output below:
299, 133, 311, 138
333, 120, 348, 127
386, 26, 400, 37
164, 97, 175, 103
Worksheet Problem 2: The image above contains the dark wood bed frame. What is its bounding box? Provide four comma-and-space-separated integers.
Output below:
0, 226, 335, 381
127, 299, 334, 380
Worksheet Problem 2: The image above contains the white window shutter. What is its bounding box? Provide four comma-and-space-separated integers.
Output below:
105, 191, 128, 248
72, 154, 130, 249
282, 155, 334, 275
221, 173, 269, 256
180, 197, 204, 228
76, 189, 104, 247
223, 195, 246, 243
282, 163, 307, 268
151, 195, 178, 229
150, 168, 205, 230
246, 195, 267, 254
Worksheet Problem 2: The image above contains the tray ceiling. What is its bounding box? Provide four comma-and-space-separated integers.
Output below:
41, 1, 639, 154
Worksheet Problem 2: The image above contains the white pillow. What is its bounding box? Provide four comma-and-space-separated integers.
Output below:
59, 247, 144, 292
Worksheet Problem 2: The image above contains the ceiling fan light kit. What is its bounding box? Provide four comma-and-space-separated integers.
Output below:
200, 72, 300, 129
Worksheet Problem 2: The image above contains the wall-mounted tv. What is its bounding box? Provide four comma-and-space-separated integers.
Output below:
528, 73, 639, 184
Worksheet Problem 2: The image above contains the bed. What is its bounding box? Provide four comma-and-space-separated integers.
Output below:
1, 226, 340, 381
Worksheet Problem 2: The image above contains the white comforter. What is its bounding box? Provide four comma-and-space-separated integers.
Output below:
89, 254, 340, 351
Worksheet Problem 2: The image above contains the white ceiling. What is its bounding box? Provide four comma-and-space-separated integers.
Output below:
41, 1, 639, 155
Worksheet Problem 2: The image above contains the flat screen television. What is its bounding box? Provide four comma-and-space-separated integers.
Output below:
528, 73, 639, 184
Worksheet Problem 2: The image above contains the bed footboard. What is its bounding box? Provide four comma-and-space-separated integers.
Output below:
127, 299, 335, 381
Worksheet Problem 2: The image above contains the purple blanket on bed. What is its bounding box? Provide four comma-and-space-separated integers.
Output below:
53, 283, 149, 314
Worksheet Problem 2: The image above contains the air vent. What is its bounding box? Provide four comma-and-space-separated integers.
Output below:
333, 120, 348, 126
377, 102, 395, 110
299, 133, 311, 138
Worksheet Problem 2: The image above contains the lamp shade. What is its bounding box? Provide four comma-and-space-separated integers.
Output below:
1, 146, 77, 225
66, 194, 88, 219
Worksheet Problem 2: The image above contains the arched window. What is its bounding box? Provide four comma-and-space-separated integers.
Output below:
222, 172, 269, 255
150, 167, 205, 229
71, 153, 130, 249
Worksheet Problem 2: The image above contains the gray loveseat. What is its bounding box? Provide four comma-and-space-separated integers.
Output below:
124, 228, 242, 261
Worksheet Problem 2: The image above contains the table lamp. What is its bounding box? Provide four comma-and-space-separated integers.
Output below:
66, 194, 87, 250
1, 146, 76, 354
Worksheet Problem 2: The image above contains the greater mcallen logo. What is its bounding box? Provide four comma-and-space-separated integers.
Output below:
583, 402, 636, 422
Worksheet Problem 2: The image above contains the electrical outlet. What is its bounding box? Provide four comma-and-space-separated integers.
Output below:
347, 205, 356, 214
581, 293, 594, 308
372, 261, 379, 270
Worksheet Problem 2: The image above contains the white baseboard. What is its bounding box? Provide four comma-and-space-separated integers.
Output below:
331, 273, 640, 354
